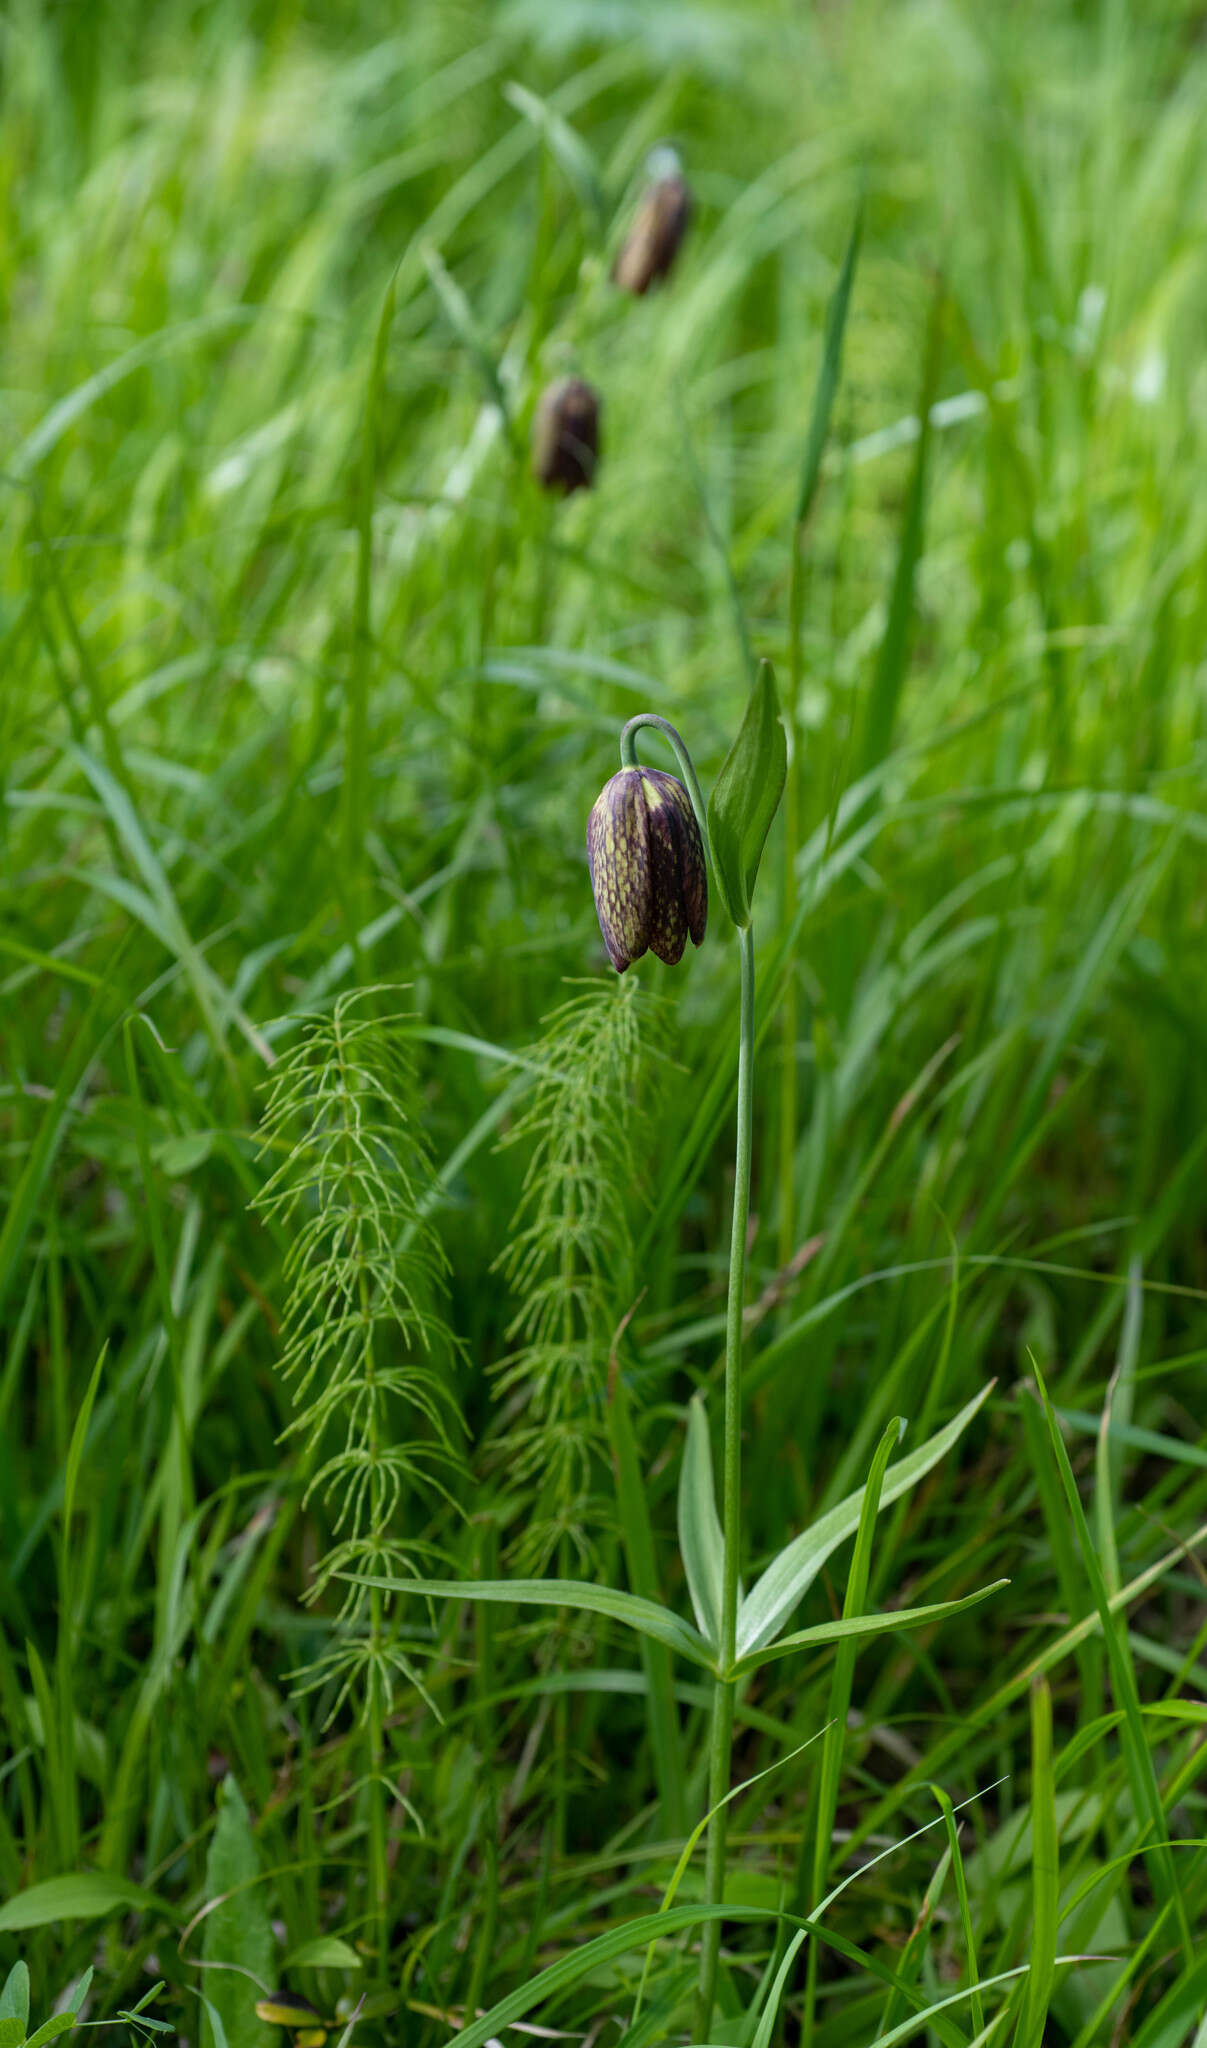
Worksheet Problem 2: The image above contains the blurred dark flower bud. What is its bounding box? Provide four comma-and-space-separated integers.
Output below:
586, 767, 707, 973
612, 172, 692, 295
531, 376, 600, 493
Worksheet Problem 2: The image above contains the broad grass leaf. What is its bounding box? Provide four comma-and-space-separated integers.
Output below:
201, 1776, 274, 2048
0, 1966, 29, 2027
0, 1874, 168, 1933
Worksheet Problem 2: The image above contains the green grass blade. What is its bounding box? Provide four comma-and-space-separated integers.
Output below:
929, 1785, 984, 2035
607, 1370, 689, 1836
1015, 1677, 1058, 2048
677, 1395, 725, 1652
808, 1418, 903, 1898
1030, 1367, 1192, 1962
794, 196, 864, 530
857, 276, 944, 778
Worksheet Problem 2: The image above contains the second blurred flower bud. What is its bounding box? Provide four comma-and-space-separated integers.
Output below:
532, 376, 601, 493
586, 768, 707, 973
612, 170, 692, 295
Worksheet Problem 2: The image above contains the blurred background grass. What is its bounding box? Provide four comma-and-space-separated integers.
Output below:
3, 0, 1207, 2042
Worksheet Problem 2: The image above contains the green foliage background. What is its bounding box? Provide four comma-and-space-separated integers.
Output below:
2, 0, 1206, 2042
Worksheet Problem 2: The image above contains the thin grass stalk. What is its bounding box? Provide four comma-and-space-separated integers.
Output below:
777, 199, 862, 1271
344, 271, 396, 964
362, 1281, 388, 1970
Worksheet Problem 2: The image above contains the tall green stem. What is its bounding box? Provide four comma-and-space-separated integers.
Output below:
778, 537, 805, 1270
361, 1262, 388, 1970
696, 919, 756, 2038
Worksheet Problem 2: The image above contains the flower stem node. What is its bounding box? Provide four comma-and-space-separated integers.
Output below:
532, 376, 601, 493
587, 767, 707, 973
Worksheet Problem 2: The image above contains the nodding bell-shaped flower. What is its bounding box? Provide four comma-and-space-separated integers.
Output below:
587, 767, 707, 973
532, 376, 600, 493
612, 169, 692, 295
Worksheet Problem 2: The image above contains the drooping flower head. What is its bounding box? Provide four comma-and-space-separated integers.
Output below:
532, 376, 601, 494
586, 767, 707, 973
612, 156, 692, 296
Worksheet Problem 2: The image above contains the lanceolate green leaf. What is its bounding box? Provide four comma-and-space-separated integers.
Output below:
735, 1582, 1007, 1675
706, 660, 787, 927
0, 1967, 29, 2028
282, 1937, 361, 1972
677, 1397, 725, 1652
736, 1384, 994, 1658
24, 2014, 78, 2048
201, 1776, 275, 2048
346, 1573, 714, 1670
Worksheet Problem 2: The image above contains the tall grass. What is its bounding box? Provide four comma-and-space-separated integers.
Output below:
2, 1, 1207, 2044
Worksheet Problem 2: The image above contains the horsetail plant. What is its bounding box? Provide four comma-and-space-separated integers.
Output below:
489, 977, 668, 1572
254, 988, 465, 1963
